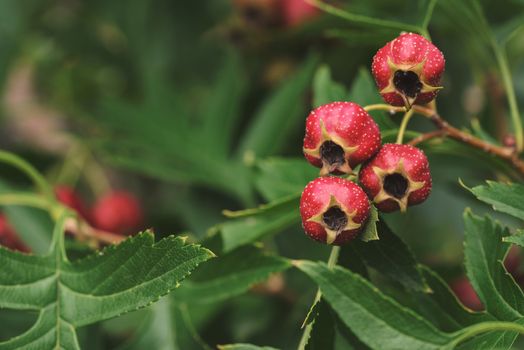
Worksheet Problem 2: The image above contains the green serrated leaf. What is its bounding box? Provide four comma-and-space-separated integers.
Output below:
295, 261, 452, 349
0, 216, 214, 349
503, 230, 524, 247
467, 181, 524, 221
312, 65, 347, 107
353, 220, 429, 292
218, 195, 300, 253
305, 300, 334, 350
413, 267, 493, 332
173, 246, 291, 303
463, 210, 524, 320
358, 205, 379, 242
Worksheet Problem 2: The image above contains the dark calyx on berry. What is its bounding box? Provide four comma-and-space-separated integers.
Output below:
322, 206, 348, 232
383, 173, 409, 199
320, 141, 345, 168
393, 70, 422, 98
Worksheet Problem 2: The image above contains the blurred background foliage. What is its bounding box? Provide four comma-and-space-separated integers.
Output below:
0, 0, 524, 348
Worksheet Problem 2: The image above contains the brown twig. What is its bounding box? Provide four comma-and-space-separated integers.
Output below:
408, 130, 445, 146
413, 106, 524, 176
65, 217, 126, 246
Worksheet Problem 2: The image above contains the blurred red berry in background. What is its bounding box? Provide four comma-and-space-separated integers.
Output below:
450, 277, 483, 311
55, 185, 90, 221
281, 0, 319, 27
0, 214, 29, 252
91, 191, 144, 235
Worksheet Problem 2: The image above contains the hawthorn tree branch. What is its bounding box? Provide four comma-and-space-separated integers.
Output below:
412, 106, 524, 177
408, 130, 445, 146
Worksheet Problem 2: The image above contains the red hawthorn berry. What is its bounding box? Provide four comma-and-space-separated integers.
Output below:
91, 191, 143, 235
358, 144, 431, 213
371, 32, 445, 109
300, 177, 370, 245
0, 214, 29, 252
303, 102, 381, 176
55, 185, 90, 220
280, 0, 319, 27
505, 245, 521, 275
450, 277, 483, 311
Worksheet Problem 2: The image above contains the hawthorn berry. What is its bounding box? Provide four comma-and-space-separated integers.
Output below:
0, 214, 29, 252
91, 191, 143, 235
371, 32, 445, 108
303, 102, 381, 176
450, 277, 483, 311
55, 185, 90, 220
358, 144, 431, 213
300, 177, 370, 245
280, 0, 319, 27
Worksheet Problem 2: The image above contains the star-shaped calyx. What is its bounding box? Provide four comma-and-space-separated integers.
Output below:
302, 102, 382, 176
303, 120, 358, 176
379, 58, 442, 109
371, 159, 425, 212
306, 195, 361, 244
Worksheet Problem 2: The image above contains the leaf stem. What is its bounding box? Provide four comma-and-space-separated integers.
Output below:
0, 150, 55, 203
0, 193, 50, 210
297, 246, 340, 350
396, 109, 415, 144
449, 321, 524, 349
491, 41, 523, 152
306, 0, 423, 33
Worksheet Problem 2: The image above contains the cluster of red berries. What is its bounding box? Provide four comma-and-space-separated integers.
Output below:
299, 33, 444, 245
55, 186, 143, 235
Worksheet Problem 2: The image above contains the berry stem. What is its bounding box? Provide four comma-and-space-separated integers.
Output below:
408, 130, 445, 146
396, 109, 415, 144
297, 246, 340, 350
64, 217, 126, 246
363, 104, 405, 113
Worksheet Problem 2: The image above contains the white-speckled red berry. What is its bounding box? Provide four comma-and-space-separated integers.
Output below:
299, 177, 370, 245
359, 143, 432, 212
303, 101, 381, 176
371, 33, 445, 108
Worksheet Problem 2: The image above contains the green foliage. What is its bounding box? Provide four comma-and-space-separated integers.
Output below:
467, 181, 524, 220
1, 0, 524, 349
0, 215, 213, 349
173, 245, 291, 303
463, 210, 524, 319
296, 260, 453, 350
